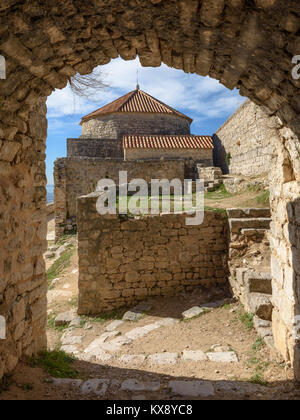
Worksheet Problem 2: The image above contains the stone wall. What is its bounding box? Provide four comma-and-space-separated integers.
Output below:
67, 138, 123, 159
214, 100, 280, 177
81, 113, 191, 139
0, 99, 48, 379
77, 196, 229, 314
269, 125, 300, 375
46, 203, 54, 216
124, 147, 213, 164
54, 157, 186, 238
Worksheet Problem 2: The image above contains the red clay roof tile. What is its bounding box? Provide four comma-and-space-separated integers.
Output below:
123, 135, 214, 149
81, 89, 193, 123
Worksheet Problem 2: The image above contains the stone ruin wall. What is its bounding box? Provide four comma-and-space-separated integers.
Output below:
269, 126, 300, 373
77, 198, 229, 314
0, 99, 48, 379
80, 113, 191, 139
124, 147, 213, 163
67, 138, 124, 159
214, 100, 280, 177
54, 157, 186, 239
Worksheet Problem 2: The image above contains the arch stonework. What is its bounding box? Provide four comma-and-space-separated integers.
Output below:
0, 0, 299, 379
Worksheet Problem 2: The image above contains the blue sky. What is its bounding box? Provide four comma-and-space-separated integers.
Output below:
46, 57, 246, 185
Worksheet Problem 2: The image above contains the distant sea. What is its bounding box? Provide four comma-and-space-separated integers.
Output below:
47, 185, 54, 203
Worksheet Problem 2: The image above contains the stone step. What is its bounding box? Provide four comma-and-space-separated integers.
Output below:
249, 293, 273, 321
235, 267, 249, 286
51, 376, 269, 399
253, 316, 273, 339
226, 208, 271, 219
241, 228, 268, 237
229, 217, 271, 233
244, 271, 272, 295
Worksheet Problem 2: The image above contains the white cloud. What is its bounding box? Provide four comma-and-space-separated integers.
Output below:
47, 118, 80, 132
47, 57, 246, 122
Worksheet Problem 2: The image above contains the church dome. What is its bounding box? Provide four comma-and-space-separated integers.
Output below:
80, 88, 192, 139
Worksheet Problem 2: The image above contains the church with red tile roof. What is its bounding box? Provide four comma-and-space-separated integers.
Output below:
67, 87, 214, 164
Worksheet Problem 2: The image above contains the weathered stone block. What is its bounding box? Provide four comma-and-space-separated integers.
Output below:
125, 272, 139, 283
229, 217, 271, 233
249, 293, 273, 321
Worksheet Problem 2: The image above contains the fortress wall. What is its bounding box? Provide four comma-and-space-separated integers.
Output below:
214, 100, 280, 177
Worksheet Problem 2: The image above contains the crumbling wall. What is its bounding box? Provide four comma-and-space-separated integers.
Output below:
77, 199, 229, 314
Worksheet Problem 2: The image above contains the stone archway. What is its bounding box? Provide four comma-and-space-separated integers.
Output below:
0, 0, 299, 380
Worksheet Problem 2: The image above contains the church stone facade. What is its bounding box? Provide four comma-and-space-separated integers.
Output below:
67, 88, 214, 163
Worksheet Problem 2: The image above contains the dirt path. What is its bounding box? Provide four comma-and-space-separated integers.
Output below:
204, 189, 269, 210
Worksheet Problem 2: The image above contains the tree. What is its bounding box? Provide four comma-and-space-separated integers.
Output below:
69, 70, 108, 101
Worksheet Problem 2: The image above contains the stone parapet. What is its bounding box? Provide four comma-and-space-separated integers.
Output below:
77, 198, 229, 314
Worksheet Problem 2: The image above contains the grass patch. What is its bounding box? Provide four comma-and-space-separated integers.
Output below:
32, 350, 78, 379
114, 187, 232, 216
226, 152, 231, 167
47, 314, 68, 333
247, 358, 269, 386
245, 338, 269, 386
69, 296, 78, 308
246, 184, 265, 193
237, 309, 254, 331
204, 206, 228, 215
56, 233, 76, 247
79, 318, 87, 328
17, 383, 34, 391
249, 373, 268, 386
83, 308, 127, 325
117, 194, 207, 215
256, 190, 270, 206
181, 308, 210, 322
252, 337, 265, 351
205, 184, 235, 200
47, 245, 75, 287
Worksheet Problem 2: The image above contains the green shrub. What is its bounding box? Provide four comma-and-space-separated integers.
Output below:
32, 350, 78, 379
238, 311, 254, 331
47, 245, 75, 286
256, 190, 270, 206
226, 152, 231, 166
